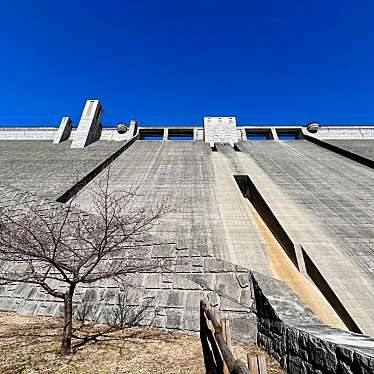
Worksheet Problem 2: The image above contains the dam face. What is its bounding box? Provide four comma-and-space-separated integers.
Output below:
0, 104, 374, 369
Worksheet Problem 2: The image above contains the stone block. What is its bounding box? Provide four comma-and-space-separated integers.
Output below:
175, 248, 189, 257
152, 244, 174, 258
235, 264, 249, 273
354, 352, 374, 374
26, 287, 38, 300
203, 257, 216, 272
338, 362, 353, 374
239, 288, 252, 306
36, 303, 48, 316
336, 346, 354, 365
273, 334, 287, 356
222, 312, 257, 342
45, 303, 59, 316
161, 273, 174, 288
207, 291, 220, 307
186, 274, 215, 290
204, 257, 236, 273
189, 249, 202, 257
185, 291, 205, 310
165, 309, 184, 329
183, 310, 200, 332
223, 261, 236, 273
300, 362, 314, 374
0, 297, 12, 311
20, 301, 38, 315
236, 273, 250, 288
143, 273, 162, 289
152, 313, 166, 329
288, 355, 303, 374
307, 336, 338, 373
286, 327, 300, 354
191, 257, 203, 269
299, 331, 309, 350
173, 276, 202, 290
220, 297, 249, 312
215, 273, 240, 301
175, 257, 192, 273
161, 290, 186, 308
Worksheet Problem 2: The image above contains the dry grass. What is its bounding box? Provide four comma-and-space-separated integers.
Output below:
0, 312, 284, 373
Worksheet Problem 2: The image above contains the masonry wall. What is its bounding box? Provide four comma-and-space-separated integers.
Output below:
252, 272, 374, 374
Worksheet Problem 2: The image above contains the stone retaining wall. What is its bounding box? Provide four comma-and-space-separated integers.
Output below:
251, 272, 374, 374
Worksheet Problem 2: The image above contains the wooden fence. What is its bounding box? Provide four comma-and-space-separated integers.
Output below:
200, 298, 268, 374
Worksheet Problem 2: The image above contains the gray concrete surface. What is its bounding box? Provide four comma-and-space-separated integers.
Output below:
320, 139, 374, 162
0, 140, 126, 199
234, 140, 374, 336
76, 140, 272, 274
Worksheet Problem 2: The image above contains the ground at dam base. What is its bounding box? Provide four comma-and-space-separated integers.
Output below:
0, 312, 284, 374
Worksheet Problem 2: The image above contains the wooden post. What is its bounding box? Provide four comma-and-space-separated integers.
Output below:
200, 298, 249, 374
247, 354, 268, 374
222, 319, 229, 374
225, 319, 232, 354
248, 355, 259, 374
234, 360, 251, 374
257, 356, 267, 374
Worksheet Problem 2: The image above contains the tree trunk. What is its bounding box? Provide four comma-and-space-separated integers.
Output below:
60, 287, 74, 355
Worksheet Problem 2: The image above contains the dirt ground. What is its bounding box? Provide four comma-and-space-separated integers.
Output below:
0, 312, 285, 373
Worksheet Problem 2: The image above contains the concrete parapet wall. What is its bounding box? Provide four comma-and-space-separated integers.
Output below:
0, 127, 56, 140
99, 129, 134, 141
303, 126, 374, 139
100, 120, 138, 141
251, 272, 374, 374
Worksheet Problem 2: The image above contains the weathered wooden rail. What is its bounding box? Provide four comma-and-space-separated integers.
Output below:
200, 298, 250, 374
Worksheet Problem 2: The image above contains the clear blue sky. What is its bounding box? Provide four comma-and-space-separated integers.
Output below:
0, 1, 373, 127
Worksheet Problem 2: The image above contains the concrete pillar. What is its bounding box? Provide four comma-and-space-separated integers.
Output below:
71, 100, 103, 148
129, 120, 138, 137
271, 128, 279, 140
194, 128, 204, 140
53, 117, 72, 144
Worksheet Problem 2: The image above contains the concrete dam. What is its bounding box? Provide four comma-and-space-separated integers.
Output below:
0, 100, 373, 372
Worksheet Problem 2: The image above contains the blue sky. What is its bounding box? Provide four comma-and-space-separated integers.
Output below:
0, 1, 373, 127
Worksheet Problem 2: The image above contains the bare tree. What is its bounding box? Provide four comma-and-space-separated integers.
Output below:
0, 170, 172, 355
